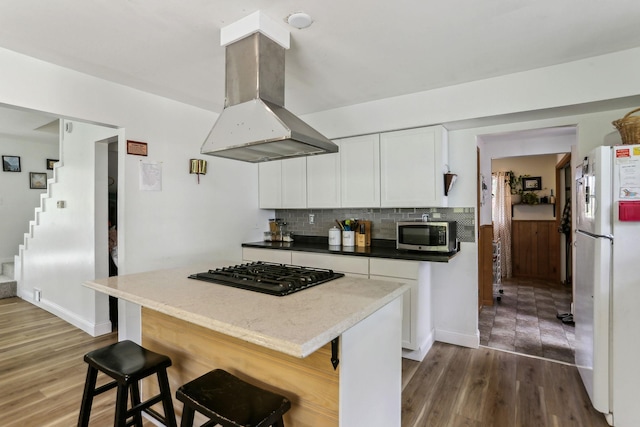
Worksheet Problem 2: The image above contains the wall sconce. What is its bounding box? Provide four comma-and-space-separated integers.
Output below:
444, 172, 457, 196
190, 159, 207, 183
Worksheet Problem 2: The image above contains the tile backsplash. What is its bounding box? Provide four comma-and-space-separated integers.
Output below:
274, 207, 476, 242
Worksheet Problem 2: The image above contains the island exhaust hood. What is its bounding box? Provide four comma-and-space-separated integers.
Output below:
200, 31, 338, 163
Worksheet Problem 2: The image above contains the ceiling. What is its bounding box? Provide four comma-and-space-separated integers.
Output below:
1, 0, 640, 140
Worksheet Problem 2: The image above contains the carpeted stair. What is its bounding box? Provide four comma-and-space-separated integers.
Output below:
0, 262, 17, 299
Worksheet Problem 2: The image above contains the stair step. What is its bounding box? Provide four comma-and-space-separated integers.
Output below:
0, 281, 17, 299
2, 261, 15, 279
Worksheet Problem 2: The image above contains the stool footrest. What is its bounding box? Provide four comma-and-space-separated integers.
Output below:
127, 393, 162, 417
93, 380, 119, 396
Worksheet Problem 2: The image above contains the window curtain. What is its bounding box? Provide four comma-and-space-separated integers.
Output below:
492, 172, 512, 278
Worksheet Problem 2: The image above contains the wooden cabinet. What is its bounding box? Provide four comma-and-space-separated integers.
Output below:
258, 158, 306, 208
306, 141, 341, 208
380, 126, 448, 207
339, 134, 380, 208
511, 220, 560, 281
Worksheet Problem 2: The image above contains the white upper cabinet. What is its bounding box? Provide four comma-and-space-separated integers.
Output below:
281, 157, 307, 208
307, 141, 341, 208
259, 161, 281, 209
259, 157, 307, 208
380, 125, 448, 207
339, 134, 381, 208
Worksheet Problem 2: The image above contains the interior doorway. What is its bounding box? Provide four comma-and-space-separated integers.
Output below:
107, 139, 118, 330
477, 125, 576, 363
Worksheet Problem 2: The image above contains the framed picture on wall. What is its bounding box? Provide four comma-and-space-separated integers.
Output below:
30, 172, 47, 189
522, 176, 542, 190
47, 158, 59, 170
2, 155, 21, 172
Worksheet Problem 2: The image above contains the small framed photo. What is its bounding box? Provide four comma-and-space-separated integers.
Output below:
522, 176, 542, 191
127, 140, 148, 156
46, 159, 58, 170
30, 172, 48, 189
2, 155, 21, 172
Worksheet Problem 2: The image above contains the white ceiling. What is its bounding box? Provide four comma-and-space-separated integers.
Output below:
1, 0, 640, 139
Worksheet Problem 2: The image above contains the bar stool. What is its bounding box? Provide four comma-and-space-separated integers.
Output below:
78, 340, 178, 427
176, 369, 291, 427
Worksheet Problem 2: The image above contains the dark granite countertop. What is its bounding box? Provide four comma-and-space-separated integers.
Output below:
242, 236, 459, 263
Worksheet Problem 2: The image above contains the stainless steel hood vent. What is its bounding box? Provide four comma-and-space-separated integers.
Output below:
201, 32, 338, 162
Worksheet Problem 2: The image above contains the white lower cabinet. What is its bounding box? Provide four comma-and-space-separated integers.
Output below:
291, 252, 369, 278
369, 258, 420, 351
242, 247, 430, 359
242, 248, 292, 264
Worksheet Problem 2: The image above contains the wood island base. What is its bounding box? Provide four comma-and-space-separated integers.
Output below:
141, 308, 339, 425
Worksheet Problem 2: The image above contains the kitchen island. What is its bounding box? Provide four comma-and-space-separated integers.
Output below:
84, 261, 408, 426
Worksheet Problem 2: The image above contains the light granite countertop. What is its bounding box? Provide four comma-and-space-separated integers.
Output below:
84, 262, 409, 358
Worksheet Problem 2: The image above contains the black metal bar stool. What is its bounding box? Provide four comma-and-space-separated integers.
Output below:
176, 369, 291, 427
78, 340, 178, 427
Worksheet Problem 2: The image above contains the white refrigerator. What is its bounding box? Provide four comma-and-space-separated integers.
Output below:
575, 144, 640, 427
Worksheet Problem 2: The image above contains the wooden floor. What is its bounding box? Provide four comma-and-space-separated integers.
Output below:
401, 343, 609, 427
0, 297, 609, 427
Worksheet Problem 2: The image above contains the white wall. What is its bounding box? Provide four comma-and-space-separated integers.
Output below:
21, 121, 119, 334
0, 136, 58, 262
0, 46, 272, 334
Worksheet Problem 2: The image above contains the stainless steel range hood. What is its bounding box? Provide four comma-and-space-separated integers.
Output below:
201, 32, 338, 163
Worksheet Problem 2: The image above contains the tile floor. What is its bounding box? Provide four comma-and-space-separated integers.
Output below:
479, 277, 575, 364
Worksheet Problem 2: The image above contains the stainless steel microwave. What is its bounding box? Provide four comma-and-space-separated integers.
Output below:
396, 221, 457, 252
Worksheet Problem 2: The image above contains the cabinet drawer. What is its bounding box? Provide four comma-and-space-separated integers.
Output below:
242, 248, 292, 264
369, 258, 419, 280
291, 252, 369, 275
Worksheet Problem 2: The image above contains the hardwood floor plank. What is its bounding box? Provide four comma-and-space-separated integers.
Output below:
478, 349, 516, 427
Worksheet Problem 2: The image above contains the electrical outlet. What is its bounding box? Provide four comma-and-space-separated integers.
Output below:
34, 288, 41, 302
309, 214, 315, 225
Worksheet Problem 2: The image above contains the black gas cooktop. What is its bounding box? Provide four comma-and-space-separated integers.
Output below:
188, 261, 344, 296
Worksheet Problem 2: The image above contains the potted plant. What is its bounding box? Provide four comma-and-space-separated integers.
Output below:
521, 191, 539, 205
507, 171, 525, 204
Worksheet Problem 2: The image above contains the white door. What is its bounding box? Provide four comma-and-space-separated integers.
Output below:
575, 231, 612, 415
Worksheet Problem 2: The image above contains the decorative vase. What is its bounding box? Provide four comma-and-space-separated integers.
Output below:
511, 194, 521, 204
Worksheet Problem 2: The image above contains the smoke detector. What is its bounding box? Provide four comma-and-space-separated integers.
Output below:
287, 12, 313, 29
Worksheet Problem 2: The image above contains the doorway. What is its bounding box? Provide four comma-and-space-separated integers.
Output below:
107, 139, 118, 330
478, 125, 576, 363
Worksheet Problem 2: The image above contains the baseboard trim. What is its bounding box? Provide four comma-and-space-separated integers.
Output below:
17, 289, 112, 337
402, 329, 435, 361
435, 328, 479, 349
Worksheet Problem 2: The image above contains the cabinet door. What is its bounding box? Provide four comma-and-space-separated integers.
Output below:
307, 141, 341, 208
291, 252, 369, 276
281, 157, 307, 208
242, 248, 292, 264
339, 134, 380, 207
380, 126, 448, 207
258, 161, 281, 209
369, 258, 420, 350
